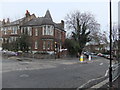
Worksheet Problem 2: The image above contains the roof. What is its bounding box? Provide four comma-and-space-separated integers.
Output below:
44, 10, 53, 21
2, 17, 25, 27
2, 11, 36, 27
22, 10, 64, 31
10, 17, 25, 25
22, 17, 54, 26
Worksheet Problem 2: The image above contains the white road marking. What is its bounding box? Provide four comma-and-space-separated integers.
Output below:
77, 69, 109, 89
99, 63, 103, 65
91, 78, 109, 88
105, 69, 109, 76
20, 74, 29, 77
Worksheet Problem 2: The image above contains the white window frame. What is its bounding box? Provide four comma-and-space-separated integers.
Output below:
9, 38, 11, 43
12, 26, 17, 34
50, 26, 54, 36
5, 38, 8, 43
42, 25, 54, 36
27, 27, 32, 36
21, 27, 23, 34
12, 27, 14, 34
42, 26, 44, 35
15, 27, 17, 34
47, 26, 50, 35
23, 27, 27, 34
35, 41, 38, 49
30, 27, 32, 36
43, 41, 46, 50
1, 27, 3, 31
18, 26, 20, 30
35, 28, 38, 36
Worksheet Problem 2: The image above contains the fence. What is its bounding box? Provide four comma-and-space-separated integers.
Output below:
112, 62, 120, 81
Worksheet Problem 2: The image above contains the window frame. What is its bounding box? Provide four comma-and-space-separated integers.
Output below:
35, 41, 38, 49
35, 28, 38, 36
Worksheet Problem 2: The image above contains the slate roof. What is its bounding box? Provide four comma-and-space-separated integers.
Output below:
9, 18, 24, 25
2, 13, 36, 27
44, 10, 53, 21
2, 17, 25, 27
22, 10, 64, 31
22, 17, 54, 26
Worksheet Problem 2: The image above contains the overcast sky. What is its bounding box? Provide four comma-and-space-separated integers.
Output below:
0, 0, 119, 32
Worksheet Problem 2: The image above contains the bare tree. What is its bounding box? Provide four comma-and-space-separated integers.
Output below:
65, 10, 100, 55
118, 26, 120, 62
112, 23, 119, 42
112, 23, 119, 60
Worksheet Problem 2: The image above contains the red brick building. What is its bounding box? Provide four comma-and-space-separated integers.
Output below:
1, 10, 66, 54
1, 10, 36, 51
21, 10, 66, 54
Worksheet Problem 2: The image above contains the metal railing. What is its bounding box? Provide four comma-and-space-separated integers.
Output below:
112, 62, 120, 81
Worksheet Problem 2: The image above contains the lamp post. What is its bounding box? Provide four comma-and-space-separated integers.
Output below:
109, 0, 113, 88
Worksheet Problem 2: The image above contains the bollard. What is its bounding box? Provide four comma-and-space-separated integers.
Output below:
89, 55, 91, 61
80, 55, 84, 62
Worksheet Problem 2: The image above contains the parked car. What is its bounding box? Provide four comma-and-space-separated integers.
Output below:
103, 54, 110, 59
97, 53, 103, 57
84, 52, 97, 58
2, 50, 17, 56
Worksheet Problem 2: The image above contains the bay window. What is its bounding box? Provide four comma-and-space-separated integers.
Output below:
42, 25, 53, 36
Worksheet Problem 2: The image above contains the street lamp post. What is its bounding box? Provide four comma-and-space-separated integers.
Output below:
109, 0, 113, 88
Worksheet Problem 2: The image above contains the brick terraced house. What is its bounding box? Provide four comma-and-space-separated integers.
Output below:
1, 10, 36, 51
1, 10, 66, 54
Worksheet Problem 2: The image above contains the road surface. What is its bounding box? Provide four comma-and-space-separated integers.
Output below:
2, 57, 109, 88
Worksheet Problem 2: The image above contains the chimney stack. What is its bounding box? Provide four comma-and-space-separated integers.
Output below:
2, 19, 6, 25
25, 10, 30, 17
7, 18, 10, 23
61, 20, 64, 29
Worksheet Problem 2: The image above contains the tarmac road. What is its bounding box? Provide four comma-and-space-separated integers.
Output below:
2, 57, 109, 88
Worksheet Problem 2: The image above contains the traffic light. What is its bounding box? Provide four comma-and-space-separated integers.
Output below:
55, 42, 58, 48
54, 42, 58, 52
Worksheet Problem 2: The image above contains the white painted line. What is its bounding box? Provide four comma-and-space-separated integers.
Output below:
100, 63, 103, 65
91, 78, 109, 88
105, 69, 109, 77
77, 69, 109, 89
20, 74, 29, 77
78, 78, 96, 89
78, 76, 104, 89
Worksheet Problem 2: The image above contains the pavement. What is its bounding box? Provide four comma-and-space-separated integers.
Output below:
2, 56, 102, 73
99, 76, 120, 89
2, 56, 81, 73
87, 64, 120, 90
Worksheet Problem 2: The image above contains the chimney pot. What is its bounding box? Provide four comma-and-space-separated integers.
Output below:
61, 20, 64, 28
25, 10, 30, 17
7, 18, 10, 23
2, 19, 5, 24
